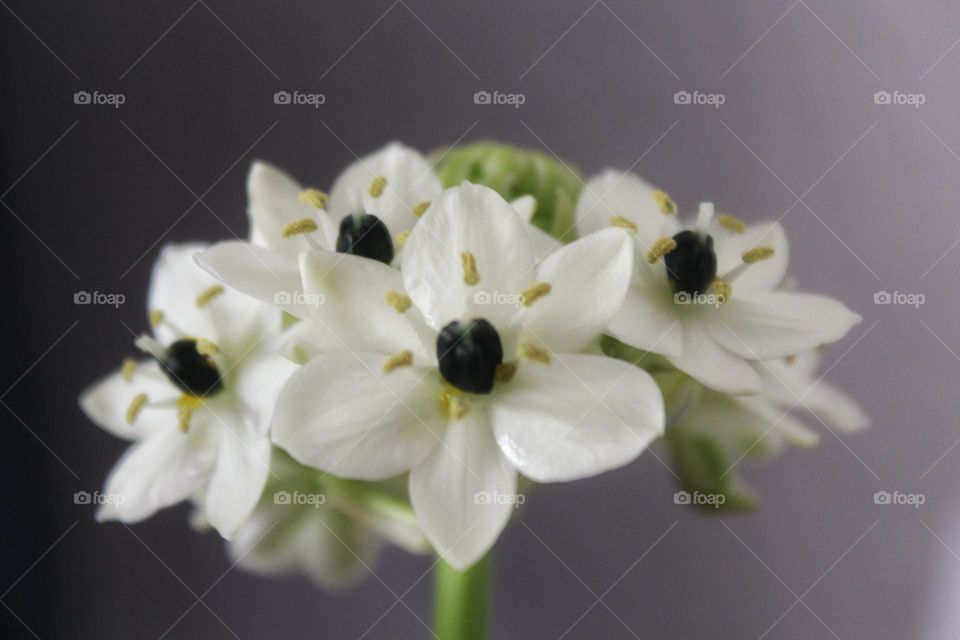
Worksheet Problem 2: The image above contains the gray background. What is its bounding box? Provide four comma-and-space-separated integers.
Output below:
3, 1, 959, 638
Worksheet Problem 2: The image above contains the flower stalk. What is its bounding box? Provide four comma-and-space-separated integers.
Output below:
433, 553, 491, 640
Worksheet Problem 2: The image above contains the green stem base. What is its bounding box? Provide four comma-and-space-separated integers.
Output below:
432, 553, 491, 640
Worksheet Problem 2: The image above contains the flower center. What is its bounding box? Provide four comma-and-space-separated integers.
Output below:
336, 213, 394, 265
663, 230, 717, 295
436, 319, 503, 395
160, 339, 224, 397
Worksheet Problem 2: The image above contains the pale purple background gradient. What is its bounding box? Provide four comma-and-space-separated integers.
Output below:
3, 1, 960, 638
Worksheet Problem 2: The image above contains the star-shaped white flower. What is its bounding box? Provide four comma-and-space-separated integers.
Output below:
576, 169, 861, 394
226, 451, 429, 590
270, 183, 665, 570
200, 142, 443, 317
80, 244, 297, 538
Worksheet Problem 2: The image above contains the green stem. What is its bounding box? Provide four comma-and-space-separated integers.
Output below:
432, 552, 491, 640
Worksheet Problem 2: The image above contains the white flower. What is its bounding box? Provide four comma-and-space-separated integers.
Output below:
226, 451, 429, 590
665, 350, 868, 463
270, 183, 664, 570
576, 170, 861, 395
79, 244, 297, 538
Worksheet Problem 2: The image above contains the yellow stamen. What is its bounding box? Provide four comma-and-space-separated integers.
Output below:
412, 201, 431, 218
439, 387, 471, 421
518, 342, 551, 364
610, 216, 637, 233
195, 285, 224, 309
717, 214, 747, 233
126, 393, 148, 425
369, 176, 387, 198
149, 309, 164, 328
121, 358, 137, 383
177, 395, 203, 433
196, 339, 220, 357
299, 188, 328, 209
520, 282, 552, 307
281, 218, 319, 238
461, 251, 480, 286
646, 237, 678, 263
784, 354, 797, 365
383, 350, 413, 373
396, 231, 411, 247
385, 291, 412, 313
494, 362, 517, 384
742, 246, 775, 264
712, 278, 732, 305
652, 189, 677, 215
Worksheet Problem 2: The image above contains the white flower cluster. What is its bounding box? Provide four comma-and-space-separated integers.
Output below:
81, 142, 865, 582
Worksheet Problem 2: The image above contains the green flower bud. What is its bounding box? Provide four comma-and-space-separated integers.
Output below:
431, 141, 583, 242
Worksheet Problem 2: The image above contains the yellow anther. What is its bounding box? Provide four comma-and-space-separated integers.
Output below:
196, 339, 220, 357
652, 189, 677, 215
518, 342, 551, 364
461, 251, 480, 286
396, 231, 411, 247
717, 214, 747, 233
610, 216, 638, 233
412, 201, 431, 218
784, 354, 797, 365
383, 350, 413, 373
195, 285, 224, 308
385, 291, 412, 313
369, 176, 387, 198
712, 278, 732, 305
126, 393, 148, 425
299, 188, 328, 209
494, 362, 517, 384
520, 282, 552, 307
177, 395, 203, 433
149, 309, 164, 328
281, 218, 319, 238
121, 358, 137, 383
439, 388, 471, 421
742, 246, 775, 264
646, 237, 678, 263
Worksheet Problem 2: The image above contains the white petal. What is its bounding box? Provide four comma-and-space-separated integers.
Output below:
327, 142, 441, 238
606, 285, 683, 357
402, 183, 534, 330
149, 243, 217, 344
197, 242, 308, 317
667, 315, 762, 394
96, 425, 216, 523
716, 221, 788, 293
80, 361, 180, 440
520, 228, 633, 353
247, 161, 337, 260
409, 409, 516, 571
575, 170, 665, 241
299, 250, 433, 360
708, 291, 861, 361
234, 352, 300, 434
203, 412, 271, 538
272, 352, 443, 480
510, 195, 537, 222
491, 354, 664, 482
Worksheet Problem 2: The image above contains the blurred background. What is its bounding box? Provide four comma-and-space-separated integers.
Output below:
3, 1, 960, 637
